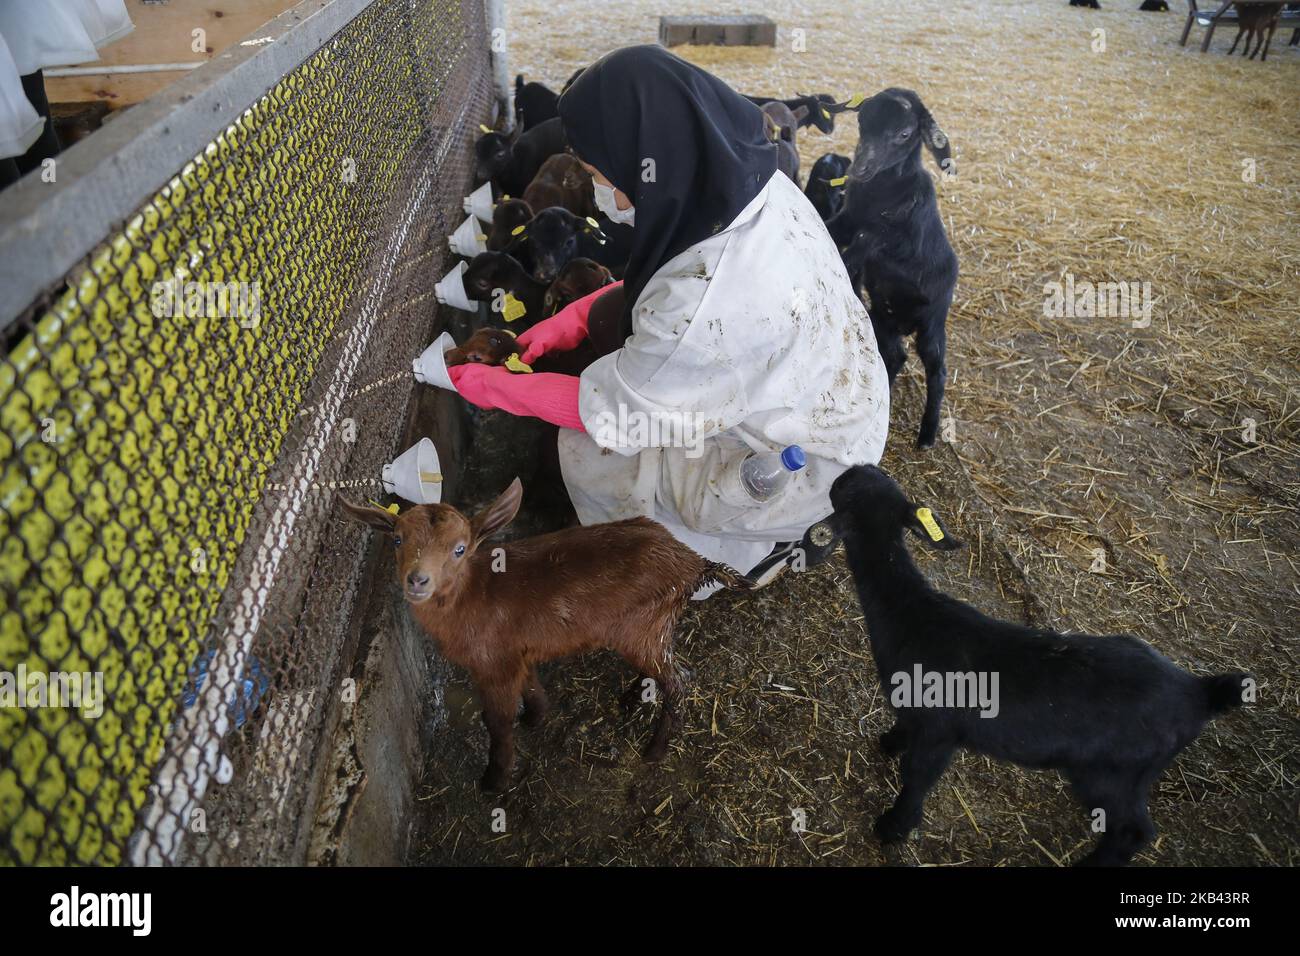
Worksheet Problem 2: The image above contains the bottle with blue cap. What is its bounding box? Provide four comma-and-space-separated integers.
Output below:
740, 444, 806, 502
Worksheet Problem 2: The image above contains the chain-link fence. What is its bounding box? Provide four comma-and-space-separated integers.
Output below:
0, 0, 495, 865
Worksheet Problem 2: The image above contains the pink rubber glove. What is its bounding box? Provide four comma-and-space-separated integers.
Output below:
516, 280, 623, 365
448, 364, 584, 431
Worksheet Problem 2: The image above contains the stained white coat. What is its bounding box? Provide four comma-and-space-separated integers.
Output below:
559, 172, 890, 579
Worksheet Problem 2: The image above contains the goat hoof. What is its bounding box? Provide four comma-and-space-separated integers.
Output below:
915, 431, 937, 449
479, 767, 511, 793
521, 706, 548, 728
873, 808, 916, 844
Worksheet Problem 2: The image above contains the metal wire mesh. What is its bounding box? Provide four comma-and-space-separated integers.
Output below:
0, 0, 493, 865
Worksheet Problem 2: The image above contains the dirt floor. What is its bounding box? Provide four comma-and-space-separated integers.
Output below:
411, 0, 1299, 866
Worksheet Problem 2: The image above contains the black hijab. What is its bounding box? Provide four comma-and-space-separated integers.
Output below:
558, 45, 778, 341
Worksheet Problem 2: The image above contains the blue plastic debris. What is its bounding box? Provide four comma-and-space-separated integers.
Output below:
181, 650, 270, 730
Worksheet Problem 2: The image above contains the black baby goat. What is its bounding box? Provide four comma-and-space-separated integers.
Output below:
513, 74, 560, 131
475, 117, 566, 197
827, 88, 957, 448
817, 465, 1250, 866
805, 152, 851, 221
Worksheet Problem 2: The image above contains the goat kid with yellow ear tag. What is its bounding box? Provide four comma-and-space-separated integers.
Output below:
822, 464, 964, 553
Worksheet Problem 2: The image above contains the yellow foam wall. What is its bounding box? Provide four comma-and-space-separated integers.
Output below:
0, 0, 454, 864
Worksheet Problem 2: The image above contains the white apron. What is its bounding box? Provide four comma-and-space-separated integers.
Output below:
0, 31, 41, 159
0, 1, 133, 75
0, 0, 134, 160
560, 172, 890, 579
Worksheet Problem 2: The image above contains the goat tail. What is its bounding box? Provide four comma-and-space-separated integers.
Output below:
698, 561, 755, 593
1202, 672, 1250, 716
515, 74, 524, 93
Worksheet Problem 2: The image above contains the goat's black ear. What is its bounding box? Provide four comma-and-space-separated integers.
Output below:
502, 224, 528, 252
339, 497, 399, 535
807, 511, 850, 547
911, 98, 952, 174
581, 216, 608, 244
471, 478, 523, 543
827, 93, 865, 114
921, 120, 952, 176
903, 504, 962, 551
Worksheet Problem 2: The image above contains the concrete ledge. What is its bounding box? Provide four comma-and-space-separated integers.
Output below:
659, 14, 777, 48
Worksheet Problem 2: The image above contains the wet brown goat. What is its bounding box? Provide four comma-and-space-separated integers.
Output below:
341, 480, 750, 791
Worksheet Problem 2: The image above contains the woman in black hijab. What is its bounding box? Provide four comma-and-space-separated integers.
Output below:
454, 45, 891, 590
557, 44, 777, 345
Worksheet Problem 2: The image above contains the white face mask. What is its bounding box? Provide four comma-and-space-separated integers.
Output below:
593, 181, 635, 226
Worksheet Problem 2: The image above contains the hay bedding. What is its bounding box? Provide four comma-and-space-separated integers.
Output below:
413, 1, 1299, 865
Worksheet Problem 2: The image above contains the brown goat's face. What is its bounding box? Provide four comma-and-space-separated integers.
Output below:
339, 479, 524, 605
545, 258, 612, 313
390, 505, 474, 603
444, 328, 517, 367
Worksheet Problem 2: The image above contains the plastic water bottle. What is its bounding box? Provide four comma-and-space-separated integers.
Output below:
740, 445, 806, 502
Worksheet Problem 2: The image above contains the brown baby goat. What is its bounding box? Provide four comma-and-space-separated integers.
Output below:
341, 479, 749, 792
443, 327, 518, 367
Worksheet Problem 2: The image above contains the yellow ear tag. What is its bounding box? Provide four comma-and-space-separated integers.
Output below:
846, 93, 865, 109
821, 107, 831, 119
915, 507, 944, 542
476, 233, 487, 242
479, 124, 493, 133
584, 216, 608, 243
828, 176, 847, 187
504, 353, 533, 373
502, 293, 527, 323
369, 500, 401, 516
510, 224, 526, 236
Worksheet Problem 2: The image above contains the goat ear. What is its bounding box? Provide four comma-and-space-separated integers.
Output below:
581, 216, 608, 244
503, 225, 529, 252
806, 511, 850, 548
471, 478, 523, 544
339, 497, 398, 535
826, 95, 861, 114
921, 120, 952, 175
907, 94, 952, 174
791, 104, 810, 123
903, 504, 962, 551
